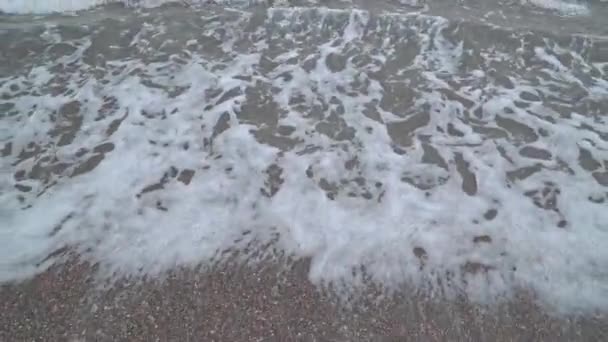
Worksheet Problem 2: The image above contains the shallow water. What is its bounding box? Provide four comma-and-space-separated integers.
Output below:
1, 0, 607, 314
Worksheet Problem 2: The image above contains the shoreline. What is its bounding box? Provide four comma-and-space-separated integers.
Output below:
2, 257, 606, 341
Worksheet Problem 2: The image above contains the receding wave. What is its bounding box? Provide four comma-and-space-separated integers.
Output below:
0, 0, 593, 16
1, 5, 608, 314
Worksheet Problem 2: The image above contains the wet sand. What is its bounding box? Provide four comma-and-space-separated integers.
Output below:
1, 256, 606, 341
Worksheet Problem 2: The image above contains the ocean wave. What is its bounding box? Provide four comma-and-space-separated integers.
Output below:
0, 0, 256, 14
2, 6, 608, 312
523, 0, 589, 16
0, 0, 593, 16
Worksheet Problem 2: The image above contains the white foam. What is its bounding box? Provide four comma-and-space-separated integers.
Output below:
524, 0, 589, 16
0, 0, 111, 13
0, 0, 593, 20
0, 0, 252, 14
1, 7, 608, 314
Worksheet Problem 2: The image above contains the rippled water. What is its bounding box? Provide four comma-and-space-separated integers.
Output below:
1, 0, 607, 313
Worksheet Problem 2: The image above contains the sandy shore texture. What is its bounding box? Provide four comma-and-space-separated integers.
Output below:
1, 255, 606, 342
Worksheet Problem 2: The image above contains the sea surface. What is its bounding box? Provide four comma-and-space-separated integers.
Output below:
1, 0, 607, 314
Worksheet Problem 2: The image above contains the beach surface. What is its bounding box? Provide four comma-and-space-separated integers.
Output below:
1, 1, 608, 340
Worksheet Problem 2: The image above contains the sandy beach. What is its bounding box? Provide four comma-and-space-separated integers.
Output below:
2, 255, 607, 341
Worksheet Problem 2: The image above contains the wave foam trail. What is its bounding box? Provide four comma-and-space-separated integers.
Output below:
1, 6, 608, 314
524, 0, 589, 15
0, 0, 250, 14
0, 0, 110, 13
0, 0, 595, 15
